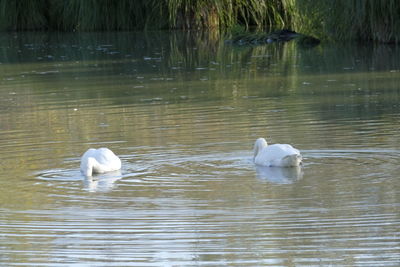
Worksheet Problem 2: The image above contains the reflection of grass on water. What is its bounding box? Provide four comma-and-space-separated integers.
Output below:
2, 31, 400, 80
0, 31, 301, 76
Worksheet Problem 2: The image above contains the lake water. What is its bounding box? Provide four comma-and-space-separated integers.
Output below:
0, 31, 399, 266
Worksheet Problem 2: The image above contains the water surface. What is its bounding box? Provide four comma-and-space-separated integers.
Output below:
0, 32, 399, 266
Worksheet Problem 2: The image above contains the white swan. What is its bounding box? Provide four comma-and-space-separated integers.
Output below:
253, 138, 302, 167
80, 148, 121, 177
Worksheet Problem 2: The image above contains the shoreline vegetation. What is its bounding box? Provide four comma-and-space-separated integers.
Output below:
0, 0, 399, 43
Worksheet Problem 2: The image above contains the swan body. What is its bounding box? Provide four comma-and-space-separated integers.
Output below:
253, 138, 302, 167
80, 148, 121, 177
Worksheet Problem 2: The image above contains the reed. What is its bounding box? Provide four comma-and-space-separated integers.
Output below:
0, 0, 399, 43
165, 0, 290, 30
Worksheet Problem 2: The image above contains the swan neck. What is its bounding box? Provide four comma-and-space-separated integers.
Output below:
83, 157, 96, 177
254, 138, 268, 160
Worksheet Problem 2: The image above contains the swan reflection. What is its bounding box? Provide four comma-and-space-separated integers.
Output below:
255, 166, 303, 184
83, 170, 122, 192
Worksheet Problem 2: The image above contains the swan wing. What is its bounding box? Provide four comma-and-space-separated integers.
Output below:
94, 148, 121, 171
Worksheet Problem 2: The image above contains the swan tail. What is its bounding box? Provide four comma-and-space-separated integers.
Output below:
282, 154, 302, 167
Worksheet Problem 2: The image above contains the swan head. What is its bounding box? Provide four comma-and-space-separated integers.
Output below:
253, 138, 268, 160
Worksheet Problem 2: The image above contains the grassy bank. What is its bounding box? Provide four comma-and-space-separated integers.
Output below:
0, 0, 399, 43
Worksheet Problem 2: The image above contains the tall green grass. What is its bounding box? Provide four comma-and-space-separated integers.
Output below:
0, 0, 399, 43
